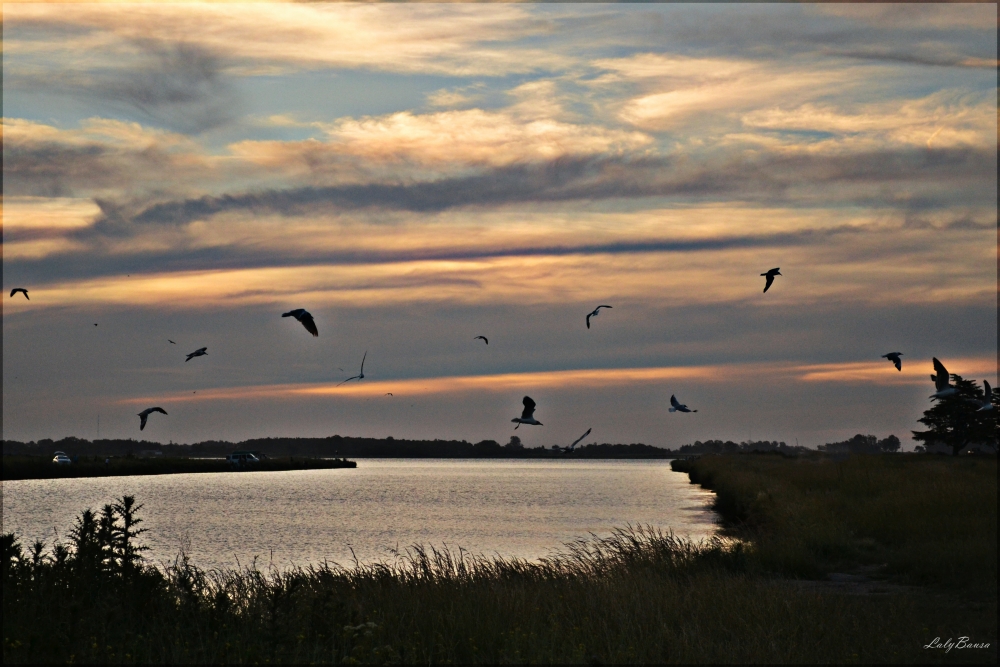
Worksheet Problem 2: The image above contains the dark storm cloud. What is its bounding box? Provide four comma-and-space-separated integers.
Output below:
7, 43, 239, 134
77, 146, 995, 235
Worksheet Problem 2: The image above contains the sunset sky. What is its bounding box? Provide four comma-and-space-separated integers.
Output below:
3, 2, 996, 449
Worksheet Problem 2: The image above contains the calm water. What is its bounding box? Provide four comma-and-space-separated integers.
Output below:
1, 459, 716, 570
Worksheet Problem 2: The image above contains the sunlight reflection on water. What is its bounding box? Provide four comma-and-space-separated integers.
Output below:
2, 459, 717, 570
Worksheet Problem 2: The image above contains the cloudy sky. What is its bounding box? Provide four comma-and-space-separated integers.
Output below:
3, 2, 996, 449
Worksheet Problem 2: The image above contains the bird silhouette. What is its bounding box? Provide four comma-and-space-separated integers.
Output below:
566, 427, 591, 452
282, 308, 318, 336
882, 352, 903, 371
586, 305, 612, 329
512, 396, 542, 429
168, 339, 176, 344
966, 381, 994, 411
185, 347, 208, 362
761, 268, 781, 293
669, 394, 698, 413
137, 407, 168, 430
338, 351, 367, 385
9, 288, 29, 300
474, 335, 489, 345
930, 357, 957, 399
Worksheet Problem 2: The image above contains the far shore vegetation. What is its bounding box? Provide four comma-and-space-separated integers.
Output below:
1, 455, 356, 481
4, 452, 996, 664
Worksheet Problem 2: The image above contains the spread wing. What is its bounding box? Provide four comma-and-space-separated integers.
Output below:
893, 357, 901, 371
282, 309, 304, 318
586, 312, 592, 329
985, 380, 992, 401
670, 394, 681, 409
151, 407, 168, 416
299, 312, 319, 336
932, 358, 949, 390
763, 274, 775, 293
139, 414, 148, 430
598, 305, 612, 310
570, 428, 592, 448
521, 396, 536, 420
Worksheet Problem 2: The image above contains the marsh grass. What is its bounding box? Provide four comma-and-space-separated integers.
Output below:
680, 454, 998, 591
4, 454, 997, 663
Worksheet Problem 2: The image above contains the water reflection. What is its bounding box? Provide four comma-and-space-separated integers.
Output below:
2, 459, 716, 570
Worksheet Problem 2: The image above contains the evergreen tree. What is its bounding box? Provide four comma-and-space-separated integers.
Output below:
912, 375, 998, 455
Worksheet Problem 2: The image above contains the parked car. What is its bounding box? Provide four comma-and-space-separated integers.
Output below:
52, 454, 72, 465
226, 451, 261, 467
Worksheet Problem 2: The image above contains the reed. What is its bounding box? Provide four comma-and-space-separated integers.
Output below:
4, 453, 997, 664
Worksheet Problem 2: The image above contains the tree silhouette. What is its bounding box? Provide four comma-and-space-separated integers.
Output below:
912, 375, 998, 455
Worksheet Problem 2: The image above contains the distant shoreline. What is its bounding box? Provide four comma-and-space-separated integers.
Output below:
1, 455, 356, 481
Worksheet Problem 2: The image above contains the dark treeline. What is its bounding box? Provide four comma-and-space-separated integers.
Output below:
3, 434, 899, 460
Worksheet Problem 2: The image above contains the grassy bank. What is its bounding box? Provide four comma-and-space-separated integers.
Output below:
671, 453, 997, 590
1, 456, 356, 481
3, 454, 997, 664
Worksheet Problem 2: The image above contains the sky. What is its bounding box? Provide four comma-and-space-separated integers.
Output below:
2, 2, 997, 449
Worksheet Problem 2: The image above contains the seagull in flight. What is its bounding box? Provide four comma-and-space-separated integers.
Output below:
882, 352, 903, 371
761, 268, 781, 293
474, 336, 489, 345
168, 340, 176, 344
930, 357, 957, 399
967, 380, 994, 412
282, 308, 318, 337
566, 427, 591, 452
185, 347, 208, 362
512, 396, 542, 429
338, 351, 367, 386
137, 407, 167, 431
669, 394, 698, 413
586, 305, 612, 329
9, 288, 29, 300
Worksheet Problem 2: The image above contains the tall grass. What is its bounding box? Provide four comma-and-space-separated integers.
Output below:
679, 454, 998, 590
5, 453, 998, 664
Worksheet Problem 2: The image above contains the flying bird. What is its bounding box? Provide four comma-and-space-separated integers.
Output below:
168, 340, 176, 344
586, 305, 612, 329
761, 268, 781, 293
566, 427, 591, 452
669, 394, 698, 413
185, 347, 208, 362
474, 336, 489, 345
282, 308, 318, 337
966, 380, 994, 412
9, 288, 29, 300
385, 392, 393, 396
882, 352, 903, 371
338, 351, 367, 386
137, 407, 167, 431
511, 396, 542, 429
930, 357, 957, 399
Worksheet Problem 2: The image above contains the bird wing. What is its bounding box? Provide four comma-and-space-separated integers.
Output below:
168, 340, 176, 344
152, 407, 168, 415
282, 309, 303, 317
360, 351, 367, 373
670, 394, 680, 408
598, 305, 612, 309
521, 396, 536, 420
337, 375, 359, 386
300, 312, 319, 336
985, 380, 992, 401
139, 414, 148, 430
932, 358, 949, 390
893, 357, 901, 371
586, 313, 592, 329
570, 428, 592, 448
763, 274, 775, 292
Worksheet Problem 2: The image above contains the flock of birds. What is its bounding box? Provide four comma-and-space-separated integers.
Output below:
8, 264, 992, 442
